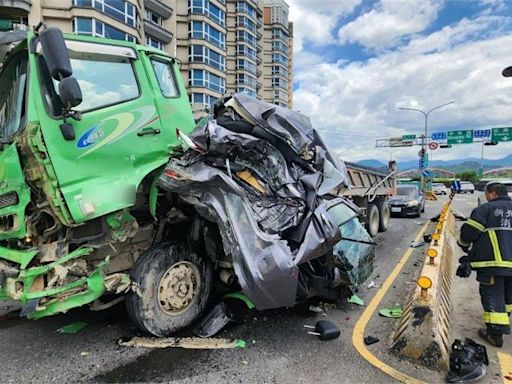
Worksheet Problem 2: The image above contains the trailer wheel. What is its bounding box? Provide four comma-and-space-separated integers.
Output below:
377, 199, 390, 232
126, 241, 212, 337
366, 204, 380, 237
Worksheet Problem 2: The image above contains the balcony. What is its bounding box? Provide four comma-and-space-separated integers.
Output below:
144, 0, 173, 19
0, 0, 31, 16
144, 20, 173, 43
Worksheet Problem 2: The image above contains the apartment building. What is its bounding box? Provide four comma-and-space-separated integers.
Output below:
0, 0, 292, 110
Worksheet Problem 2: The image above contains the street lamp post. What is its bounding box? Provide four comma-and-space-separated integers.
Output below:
399, 101, 455, 191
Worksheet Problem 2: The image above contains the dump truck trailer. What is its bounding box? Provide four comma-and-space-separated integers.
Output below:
0, 26, 376, 337
343, 161, 397, 237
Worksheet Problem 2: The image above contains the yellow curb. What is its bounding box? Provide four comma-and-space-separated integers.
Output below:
498, 352, 512, 383
352, 221, 430, 384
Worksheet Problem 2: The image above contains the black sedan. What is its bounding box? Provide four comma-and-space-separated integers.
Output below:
389, 185, 425, 217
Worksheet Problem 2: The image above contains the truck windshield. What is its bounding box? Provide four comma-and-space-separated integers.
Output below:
0, 52, 27, 138
40, 49, 139, 115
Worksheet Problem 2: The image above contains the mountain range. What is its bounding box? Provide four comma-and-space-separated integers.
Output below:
357, 155, 512, 172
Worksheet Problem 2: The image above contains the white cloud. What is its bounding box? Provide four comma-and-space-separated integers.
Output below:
337, 0, 443, 50
292, 15, 512, 163
288, 0, 361, 52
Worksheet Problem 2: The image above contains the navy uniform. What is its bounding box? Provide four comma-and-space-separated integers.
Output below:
458, 192, 512, 347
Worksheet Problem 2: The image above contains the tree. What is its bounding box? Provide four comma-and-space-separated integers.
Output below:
456, 170, 480, 183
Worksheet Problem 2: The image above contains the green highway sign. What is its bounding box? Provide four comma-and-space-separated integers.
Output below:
492, 127, 511, 142
447, 130, 473, 145
402, 134, 416, 140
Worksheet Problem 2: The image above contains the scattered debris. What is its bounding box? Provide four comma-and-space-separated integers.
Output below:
445, 338, 488, 383
364, 336, 379, 345
410, 241, 426, 248
80, 351, 90, 356
222, 292, 255, 310
119, 337, 247, 350
347, 294, 365, 306
308, 305, 325, 313
379, 306, 403, 318
304, 320, 340, 341
57, 321, 88, 334
194, 302, 233, 338
423, 234, 432, 243
367, 281, 378, 289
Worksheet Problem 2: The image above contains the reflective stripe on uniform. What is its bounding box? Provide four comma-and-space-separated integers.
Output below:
488, 230, 503, 262
506, 304, 512, 313
466, 219, 485, 232
470, 261, 512, 268
457, 238, 471, 247
483, 312, 510, 325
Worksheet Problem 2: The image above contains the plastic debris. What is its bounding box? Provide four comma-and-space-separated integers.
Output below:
410, 241, 426, 248
222, 292, 256, 310
364, 336, 379, 345
367, 281, 378, 289
379, 306, 403, 318
193, 302, 232, 338
57, 321, 88, 334
347, 294, 365, 306
445, 338, 488, 383
119, 336, 247, 350
304, 320, 340, 341
308, 305, 325, 313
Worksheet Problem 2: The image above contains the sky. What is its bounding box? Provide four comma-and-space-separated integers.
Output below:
287, 0, 512, 163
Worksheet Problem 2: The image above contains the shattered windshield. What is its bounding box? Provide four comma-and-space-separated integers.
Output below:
0, 52, 27, 138
40, 48, 139, 114
396, 186, 418, 198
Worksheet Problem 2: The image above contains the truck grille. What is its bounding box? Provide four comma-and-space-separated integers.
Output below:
0, 192, 18, 209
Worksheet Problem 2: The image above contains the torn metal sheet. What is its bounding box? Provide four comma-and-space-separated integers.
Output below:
158, 93, 374, 310
119, 336, 246, 349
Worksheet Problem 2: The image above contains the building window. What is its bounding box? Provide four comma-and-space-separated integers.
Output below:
191, 92, 218, 108
236, 30, 256, 45
236, 1, 256, 19
188, 45, 226, 72
272, 52, 288, 65
189, 69, 226, 93
144, 10, 163, 26
236, 16, 256, 33
73, 0, 137, 27
272, 77, 288, 89
189, 21, 226, 50
73, 17, 137, 42
272, 28, 288, 41
273, 89, 287, 101
188, 0, 225, 28
236, 59, 256, 75
236, 87, 256, 97
236, 44, 256, 61
272, 40, 287, 53
272, 65, 288, 77
236, 73, 256, 88
146, 36, 164, 49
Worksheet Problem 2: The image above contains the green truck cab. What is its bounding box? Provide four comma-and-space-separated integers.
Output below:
0, 27, 200, 335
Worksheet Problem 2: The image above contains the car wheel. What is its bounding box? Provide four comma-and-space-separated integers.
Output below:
366, 204, 380, 237
471, 190, 474, 194
126, 241, 212, 337
377, 199, 390, 233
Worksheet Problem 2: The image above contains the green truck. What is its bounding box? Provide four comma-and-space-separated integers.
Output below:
0, 26, 375, 337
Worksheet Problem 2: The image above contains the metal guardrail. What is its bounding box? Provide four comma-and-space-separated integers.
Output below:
391, 197, 456, 370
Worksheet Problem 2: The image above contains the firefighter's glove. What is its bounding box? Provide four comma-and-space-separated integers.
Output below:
456, 256, 472, 278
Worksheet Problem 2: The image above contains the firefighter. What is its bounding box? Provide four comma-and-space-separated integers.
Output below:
457, 182, 512, 348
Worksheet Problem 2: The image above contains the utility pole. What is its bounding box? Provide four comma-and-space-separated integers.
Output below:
399, 101, 455, 191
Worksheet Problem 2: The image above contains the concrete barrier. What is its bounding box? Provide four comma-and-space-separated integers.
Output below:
391, 202, 457, 370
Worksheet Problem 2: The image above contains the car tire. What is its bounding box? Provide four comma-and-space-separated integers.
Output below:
377, 199, 390, 233
471, 190, 474, 194
126, 241, 212, 337
366, 203, 380, 237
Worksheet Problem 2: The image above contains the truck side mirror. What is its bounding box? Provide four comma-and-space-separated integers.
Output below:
58, 77, 82, 109
39, 27, 73, 81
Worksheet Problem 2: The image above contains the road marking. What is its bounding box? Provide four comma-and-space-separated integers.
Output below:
498, 352, 512, 383
352, 221, 430, 384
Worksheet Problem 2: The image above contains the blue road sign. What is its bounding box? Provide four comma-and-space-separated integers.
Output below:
419, 158, 424, 170
431, 132, 447, 141
474, 129, 491, 138
422, 170, 430, 177
451, 180, 461, 193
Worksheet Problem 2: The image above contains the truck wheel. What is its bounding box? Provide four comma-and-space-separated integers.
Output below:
377, 199, 390, 232
126, 241, 212, 337
366, 204, 380, 237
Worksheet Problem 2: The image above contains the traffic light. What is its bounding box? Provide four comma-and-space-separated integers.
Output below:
440, 144, 452, 148
484, 141, 498, 146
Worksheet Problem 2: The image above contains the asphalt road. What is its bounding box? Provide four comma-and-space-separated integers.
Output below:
0, 194, 478, 384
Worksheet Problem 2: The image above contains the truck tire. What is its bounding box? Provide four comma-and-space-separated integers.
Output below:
366, 204, 380, 237
377, 199, 390, 232
126, 241, 212, 337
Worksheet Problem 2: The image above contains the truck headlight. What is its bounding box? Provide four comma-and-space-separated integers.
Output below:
407, 200, 419, 207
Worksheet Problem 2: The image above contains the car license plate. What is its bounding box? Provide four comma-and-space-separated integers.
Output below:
391, 207, 401, 213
